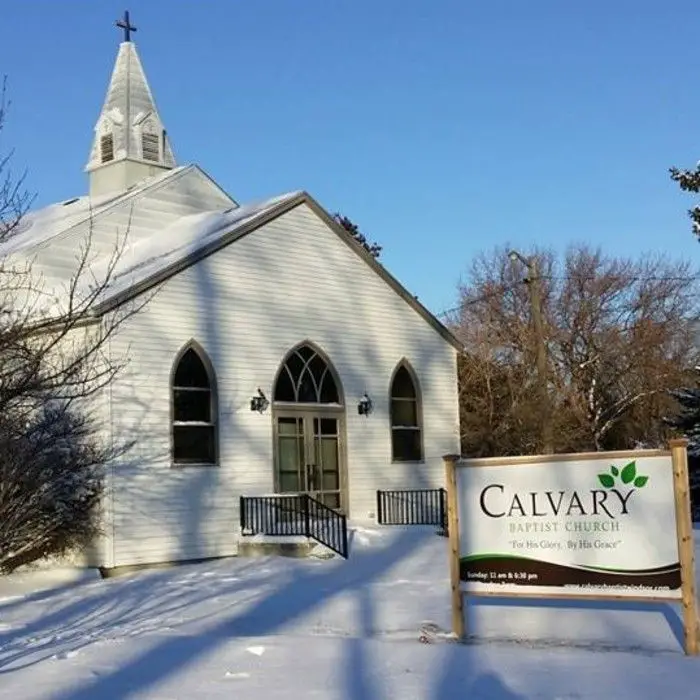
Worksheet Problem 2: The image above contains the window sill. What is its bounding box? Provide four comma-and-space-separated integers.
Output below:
391, 460, 426, 466
171, 462, 219, 469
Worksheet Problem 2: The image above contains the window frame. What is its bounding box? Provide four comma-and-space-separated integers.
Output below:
272, 341, 344, 407
170, 341, 219, 467
388, 360, 424, 463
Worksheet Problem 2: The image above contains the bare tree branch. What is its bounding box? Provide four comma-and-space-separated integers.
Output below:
453, 244, 700, 456
0, 82, 153, 572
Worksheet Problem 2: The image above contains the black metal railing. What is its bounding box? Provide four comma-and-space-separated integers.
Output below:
376, 488, 447, 533
240, 494, 349, 559
306, 496, 348, 559
240, 494, 307, 536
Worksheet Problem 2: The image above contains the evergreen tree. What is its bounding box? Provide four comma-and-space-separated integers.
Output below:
333, 213, 382, 259
666, 375, 700, 519
667, 382, 700, 457
669, 165, 700, 240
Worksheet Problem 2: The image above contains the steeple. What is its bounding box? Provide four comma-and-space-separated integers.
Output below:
86, 11, 176, 197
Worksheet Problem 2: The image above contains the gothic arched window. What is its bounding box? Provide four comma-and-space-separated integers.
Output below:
171, 343, 217, 465
390, 362, 423, 462
274, 344, 341, 404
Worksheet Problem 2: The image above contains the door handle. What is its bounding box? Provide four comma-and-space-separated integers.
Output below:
306, 464, 316, 490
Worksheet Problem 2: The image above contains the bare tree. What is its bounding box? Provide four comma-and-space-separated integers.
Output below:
0, 78, 33, 239
453, 244, 700, 456
0, 80, 147, 573
458, 343, 542, 457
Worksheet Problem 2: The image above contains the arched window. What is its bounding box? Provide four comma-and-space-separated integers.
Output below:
171, 344, 217, 465
390, 363, 423, 462
274, 344, 341, 404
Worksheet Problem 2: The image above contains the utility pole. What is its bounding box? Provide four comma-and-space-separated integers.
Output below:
509, 250, 554, 454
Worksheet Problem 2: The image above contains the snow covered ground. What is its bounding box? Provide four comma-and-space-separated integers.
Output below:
1, 525, 700, 699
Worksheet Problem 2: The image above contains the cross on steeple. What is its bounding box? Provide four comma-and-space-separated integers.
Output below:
116, 10, 137, 42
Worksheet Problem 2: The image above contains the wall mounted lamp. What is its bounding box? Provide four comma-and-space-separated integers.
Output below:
357, 393, 373, 416
250, 388, 269, 413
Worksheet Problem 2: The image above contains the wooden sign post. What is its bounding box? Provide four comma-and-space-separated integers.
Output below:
444, 441, 700, 655
444, 453, 464, 639
670, 439, 699, 654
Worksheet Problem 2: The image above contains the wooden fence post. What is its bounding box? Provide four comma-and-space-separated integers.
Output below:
669, 438, 699, 656
443, 453, 465, 640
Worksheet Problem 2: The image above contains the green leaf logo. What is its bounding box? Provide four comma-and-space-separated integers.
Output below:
621, 461, 637, 485
596, 462, 649, 489
598, 473, 615, 488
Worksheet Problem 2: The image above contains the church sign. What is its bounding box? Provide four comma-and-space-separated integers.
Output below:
459, 455, 679, 593
443, 441, 700, 655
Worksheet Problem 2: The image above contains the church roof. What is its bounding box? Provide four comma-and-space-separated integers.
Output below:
3, 164, 204, 257
90, 188, 304, 307
4, 177, 461, 350
3, 166, 187, 257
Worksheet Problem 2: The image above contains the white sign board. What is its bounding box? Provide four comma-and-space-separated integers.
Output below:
456, 455, 681, 599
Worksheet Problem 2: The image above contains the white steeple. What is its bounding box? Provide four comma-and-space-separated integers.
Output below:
86, 12, 176, 198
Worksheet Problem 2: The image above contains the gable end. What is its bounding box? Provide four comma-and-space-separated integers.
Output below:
302, 197, 462, 351
93, 192, 462, 351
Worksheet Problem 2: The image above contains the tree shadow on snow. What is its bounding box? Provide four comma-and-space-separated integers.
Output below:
0, 559, 273, 673
470, 596, 685, 652
0, 577, 97, 615
431, 636, 525, 699
460, 671, 526, 699
343, 584, 379, 700
50, 527, 431, 700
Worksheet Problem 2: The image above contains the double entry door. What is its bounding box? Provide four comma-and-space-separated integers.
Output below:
275, 411, 344, 511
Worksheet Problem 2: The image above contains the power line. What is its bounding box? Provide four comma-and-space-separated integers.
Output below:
436, 288, 515, 320
540, 274, 700, 282
434, 273, 700, 320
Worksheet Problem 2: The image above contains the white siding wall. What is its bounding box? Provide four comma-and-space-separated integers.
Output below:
105, 203, 460, 567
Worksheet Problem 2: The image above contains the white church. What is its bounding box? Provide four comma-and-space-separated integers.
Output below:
8, 15, 461, 569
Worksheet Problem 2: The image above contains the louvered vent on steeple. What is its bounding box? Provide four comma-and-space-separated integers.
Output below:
100, 134, 115, 163
142, 132, 160, 161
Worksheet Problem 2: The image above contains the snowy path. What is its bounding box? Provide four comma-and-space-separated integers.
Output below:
1, 526, 699, 699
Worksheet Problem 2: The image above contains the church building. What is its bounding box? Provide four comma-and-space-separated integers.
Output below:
8, 15, 461, 568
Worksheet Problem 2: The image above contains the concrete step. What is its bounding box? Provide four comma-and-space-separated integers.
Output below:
237, 534, 337, 559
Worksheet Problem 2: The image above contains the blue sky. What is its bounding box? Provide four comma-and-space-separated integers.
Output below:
0, 1, 698, 317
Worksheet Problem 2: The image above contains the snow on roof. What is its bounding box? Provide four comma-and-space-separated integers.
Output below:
3, 193, 119, 256
0, 189, 298, 324
1, 165, 190, 257
0, 165, 262, 323
92, 189, 302, 305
